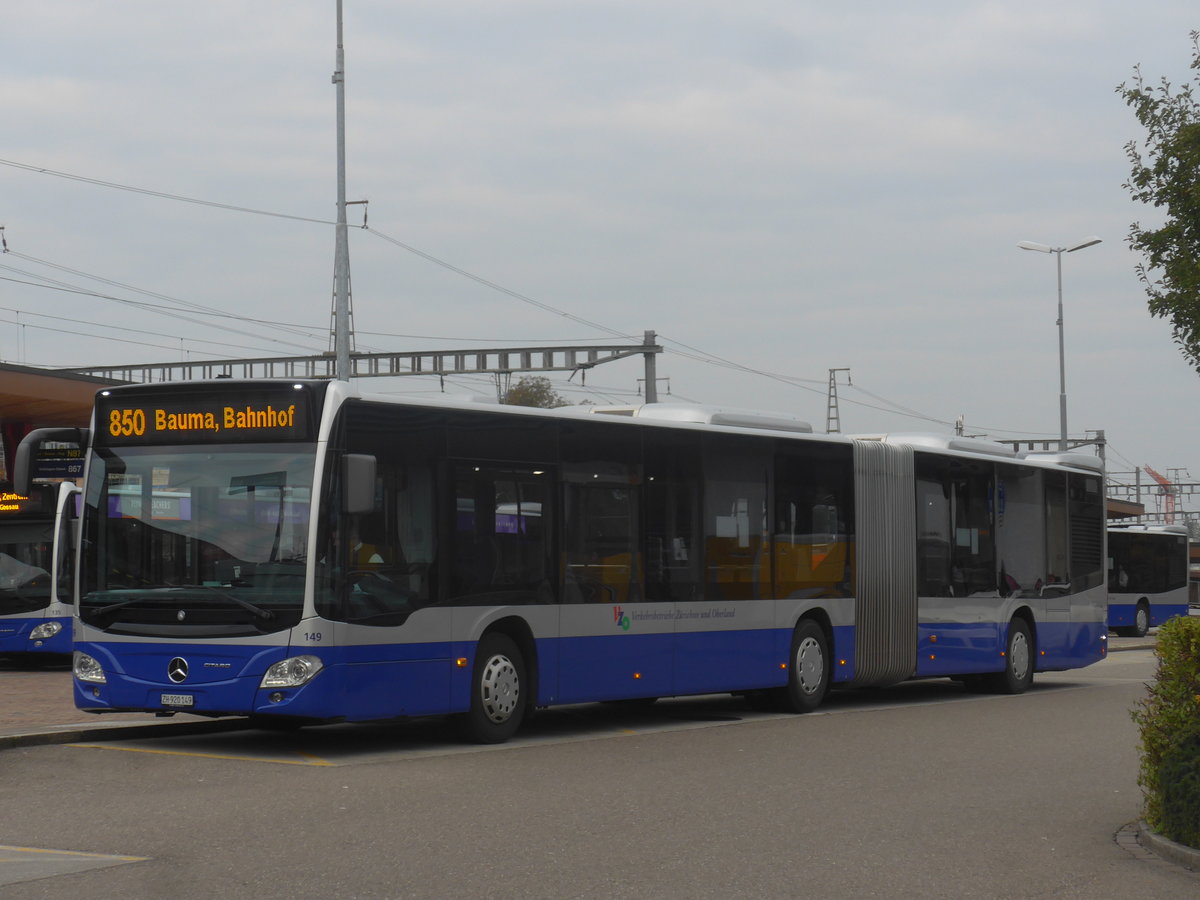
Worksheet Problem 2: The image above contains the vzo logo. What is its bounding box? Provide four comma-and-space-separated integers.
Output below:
613, 606, 631, 631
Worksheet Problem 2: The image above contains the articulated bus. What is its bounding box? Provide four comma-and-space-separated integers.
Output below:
0, 481, 78, 660
14, 380, 1109, 742
1107, 524, 1189, 637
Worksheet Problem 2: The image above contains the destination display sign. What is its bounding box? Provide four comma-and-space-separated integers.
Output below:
95, 386, 317, 446
0, 484, 53, 517
35, 447, 85, 479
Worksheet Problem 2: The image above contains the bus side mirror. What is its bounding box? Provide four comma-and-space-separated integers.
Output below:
342, 454, 377, 516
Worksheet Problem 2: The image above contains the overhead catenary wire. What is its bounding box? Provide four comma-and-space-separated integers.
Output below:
2, 158, 914, 406
0, 300, 310, 356
362, 226, 635, 342
2, 250, 327, 345
0, 266, 325, 356
0, 311, 300, 361
0, 158, 335, 226
3, 156, 1093, 439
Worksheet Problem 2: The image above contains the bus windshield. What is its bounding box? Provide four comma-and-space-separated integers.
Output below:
0, 521, 54, 615
79, 444, 317, 636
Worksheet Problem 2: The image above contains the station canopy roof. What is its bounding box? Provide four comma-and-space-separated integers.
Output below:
0, 362, 118, 428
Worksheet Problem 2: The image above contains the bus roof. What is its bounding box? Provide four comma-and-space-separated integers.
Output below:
99, 380, 1107, 474
1108, 523, 1189, 535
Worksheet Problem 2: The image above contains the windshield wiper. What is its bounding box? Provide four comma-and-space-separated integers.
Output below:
181, 585, 277, 621
89, 586, 275, 621
90, 600, 145, 619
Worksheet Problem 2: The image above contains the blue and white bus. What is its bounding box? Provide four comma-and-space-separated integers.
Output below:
14, 380, 1109, 742
1107, 524, 1189, 637
0, 481, 78, 660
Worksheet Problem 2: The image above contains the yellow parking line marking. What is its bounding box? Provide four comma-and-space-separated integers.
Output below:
0, 844, 147, 862
69, 743, 334, 766
293, 750, 334, 765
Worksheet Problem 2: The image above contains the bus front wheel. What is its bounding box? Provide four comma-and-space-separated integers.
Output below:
457, 633, 527, 744
780, 619, 830, 713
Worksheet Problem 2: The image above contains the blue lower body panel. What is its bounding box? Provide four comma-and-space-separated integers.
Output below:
1107, 603, 1135, 630
1029, 619, 1107, 670
1108, 603, 1188, 630
0, 616, 71, 656
74, 611, 1105, 722
74, 640, 455, 722
914, 619, 1107, 677
547, 625, 863, 703
916, 622, 1003, 677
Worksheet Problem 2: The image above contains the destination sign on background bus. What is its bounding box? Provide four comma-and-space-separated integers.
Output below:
95, 387, 315, 446
34, 447, 84, 479
0, 485, 53, 517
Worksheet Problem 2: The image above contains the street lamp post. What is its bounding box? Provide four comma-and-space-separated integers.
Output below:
1016, 236, 1101, 451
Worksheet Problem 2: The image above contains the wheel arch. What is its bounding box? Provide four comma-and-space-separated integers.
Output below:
792, 606, 834, 643
1010, 603, 1036, 639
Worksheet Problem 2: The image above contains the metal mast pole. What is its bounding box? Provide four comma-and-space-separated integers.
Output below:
642, 330, 658, 403
1020, 236, 1099, 452
1055, 249, 1067, 451
332, 0, 351, 381
825, 367, 850, 433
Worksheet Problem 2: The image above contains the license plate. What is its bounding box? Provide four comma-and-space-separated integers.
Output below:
160, 693, 194, 707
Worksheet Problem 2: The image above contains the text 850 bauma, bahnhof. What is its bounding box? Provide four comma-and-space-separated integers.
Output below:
95, 385, 316, 446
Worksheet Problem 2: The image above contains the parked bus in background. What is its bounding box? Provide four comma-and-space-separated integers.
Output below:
15, 380, 1109, 742
1107, 523, 1189, 637
0, 481, 79, 660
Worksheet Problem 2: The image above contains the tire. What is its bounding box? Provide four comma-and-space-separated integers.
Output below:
457, 633, 527, 744
1132, 602, 1150, 638
780, 619, 830, 713
989, 617, 1034, 694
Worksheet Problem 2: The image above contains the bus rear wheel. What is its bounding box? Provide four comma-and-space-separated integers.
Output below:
1132, 602, 1150, 638
457, 633, 527, 744
780, 619, 830, 713
988, 617, 1034, 694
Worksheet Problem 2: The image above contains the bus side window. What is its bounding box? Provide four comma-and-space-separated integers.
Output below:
451, 464, 550, 603
705, 435, 768, 602
645, 436, 701, 603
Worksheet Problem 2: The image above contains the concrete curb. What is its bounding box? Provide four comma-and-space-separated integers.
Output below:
0, 717, 249, 751
1137, 821, 1200, 872
1108, 638, 1157, 652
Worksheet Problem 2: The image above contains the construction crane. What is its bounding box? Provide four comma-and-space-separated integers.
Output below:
1144, 465, 1177, 524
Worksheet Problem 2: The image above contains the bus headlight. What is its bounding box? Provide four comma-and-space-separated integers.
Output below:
260, 655, 324, 688
74, 652, 107, 684
30, 622, 63, 640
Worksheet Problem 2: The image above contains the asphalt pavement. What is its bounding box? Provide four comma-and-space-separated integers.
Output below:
2, 632, 1198, 878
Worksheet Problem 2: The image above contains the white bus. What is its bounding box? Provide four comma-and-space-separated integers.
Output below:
1107, 523, 1189, 637
15, 380, 1109, 742
0, 481, 78, 660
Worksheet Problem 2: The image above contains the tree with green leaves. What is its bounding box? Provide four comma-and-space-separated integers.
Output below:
1118, 31, 1200, 372
501, 375, 571, 408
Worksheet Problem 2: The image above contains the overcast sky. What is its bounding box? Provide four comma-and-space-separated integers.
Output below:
3, 2, 1199, 503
